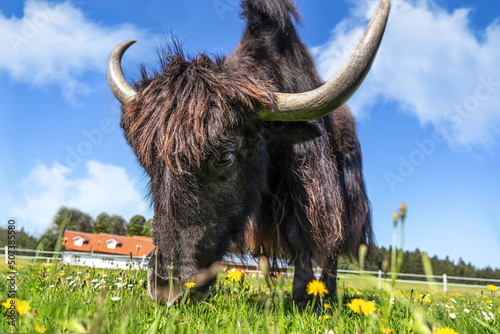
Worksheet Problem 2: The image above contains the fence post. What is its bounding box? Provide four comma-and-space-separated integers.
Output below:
378, 270, 382, 290
4, 246, 7, 263
443, 274, 447, 294
34, 249, 40, 264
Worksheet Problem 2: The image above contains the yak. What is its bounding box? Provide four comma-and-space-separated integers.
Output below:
106, 0, 390, 308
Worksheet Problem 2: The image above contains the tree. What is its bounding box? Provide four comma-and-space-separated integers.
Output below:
67, 210, 94, 233
143, 218, 153, 237
0, 227, 37, 249
37, 206, 94, 251
108, 215, 127, 236
94, 212, 111, 234
127, 215, 146, 237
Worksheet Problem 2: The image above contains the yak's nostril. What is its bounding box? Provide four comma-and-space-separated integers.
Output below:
147, 263, 221, 305
147, 267, 182, 305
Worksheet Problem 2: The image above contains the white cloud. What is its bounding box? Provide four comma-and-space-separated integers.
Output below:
313, 0, 500, 149
0, 0, 155, 99
11, 160, 149, 233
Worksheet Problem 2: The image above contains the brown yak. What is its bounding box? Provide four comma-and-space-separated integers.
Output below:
107, 0, 390, 308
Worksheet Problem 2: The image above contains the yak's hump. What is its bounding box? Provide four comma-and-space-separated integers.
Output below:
241, 0, 301, 32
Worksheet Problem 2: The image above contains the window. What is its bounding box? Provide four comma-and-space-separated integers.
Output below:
106, 239, 118, 249
72, 237, 85, 247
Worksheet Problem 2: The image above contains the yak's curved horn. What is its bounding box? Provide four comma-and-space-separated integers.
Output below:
107, 40, 137, 104
258, 0, 391, 121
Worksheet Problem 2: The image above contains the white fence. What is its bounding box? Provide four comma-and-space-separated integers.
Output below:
3, 246, 147, 270
4, 246, 500, 293
336, 269, 500, 293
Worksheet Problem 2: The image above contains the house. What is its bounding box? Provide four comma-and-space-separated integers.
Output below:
60, 230, 291, 275
61, 231, 155, 269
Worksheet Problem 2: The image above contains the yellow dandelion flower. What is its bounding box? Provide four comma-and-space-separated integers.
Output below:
322, 314, 331, 320
35, 325, 47, 333
15, 299, 31, 315
227, 269, 242, 282
487, 284, 498, 291
2, 298, 31, 315
423, 297, 431, 303
436, 327, 459, 334
306, 280, 329, 297
380, 327, 393, 333
184, 282, 196, 289
393, 211, 398, 227
347, 298, 376, 316
324, 302, 331, 309
46, 268, 51, 272
399, 203, 407, 220
2, 299, 13, 310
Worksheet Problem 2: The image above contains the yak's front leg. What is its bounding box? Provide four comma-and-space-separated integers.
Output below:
320, 256, 338, 301
291, 250, 316, 309
285, 223, 316, 309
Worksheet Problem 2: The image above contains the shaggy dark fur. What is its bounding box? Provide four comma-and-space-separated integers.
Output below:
121, 0, 372, 308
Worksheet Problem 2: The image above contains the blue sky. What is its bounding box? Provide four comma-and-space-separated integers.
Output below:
1, 0, 499, 269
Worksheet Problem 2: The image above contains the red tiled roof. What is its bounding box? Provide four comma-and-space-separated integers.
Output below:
62, 230, 154, 257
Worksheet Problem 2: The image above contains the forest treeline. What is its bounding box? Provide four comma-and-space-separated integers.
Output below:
1, 206, 152, 252
2, 208, 500, 280
338, 246, 500, 280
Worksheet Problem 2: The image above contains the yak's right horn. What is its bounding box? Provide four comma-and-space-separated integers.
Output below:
107, 40, 137, 104
258, 0, 391, 122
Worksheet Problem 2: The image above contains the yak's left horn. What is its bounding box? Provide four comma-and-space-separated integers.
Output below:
107, 40, 137, 104
258, 0, 391, 121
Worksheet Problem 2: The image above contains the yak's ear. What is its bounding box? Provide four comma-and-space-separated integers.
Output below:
263, 121, 322, 146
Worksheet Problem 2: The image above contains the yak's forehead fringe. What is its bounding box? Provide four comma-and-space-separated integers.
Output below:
122, 44, 273, 173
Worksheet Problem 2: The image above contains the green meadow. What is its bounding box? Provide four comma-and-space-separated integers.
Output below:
0, 261, 498, 334
2, 207, 499, 333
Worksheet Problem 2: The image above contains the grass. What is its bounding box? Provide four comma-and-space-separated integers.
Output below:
1, 206, 498, 333
0, 262, 498, 333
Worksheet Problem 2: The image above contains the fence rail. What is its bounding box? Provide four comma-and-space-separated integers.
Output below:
3, 246, 499, 292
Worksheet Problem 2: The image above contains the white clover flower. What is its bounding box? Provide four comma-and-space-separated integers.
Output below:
483, 311, 492, 321
449, 313, 456, 320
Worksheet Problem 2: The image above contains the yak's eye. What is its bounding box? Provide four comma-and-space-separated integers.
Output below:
217, 152, 235, 167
